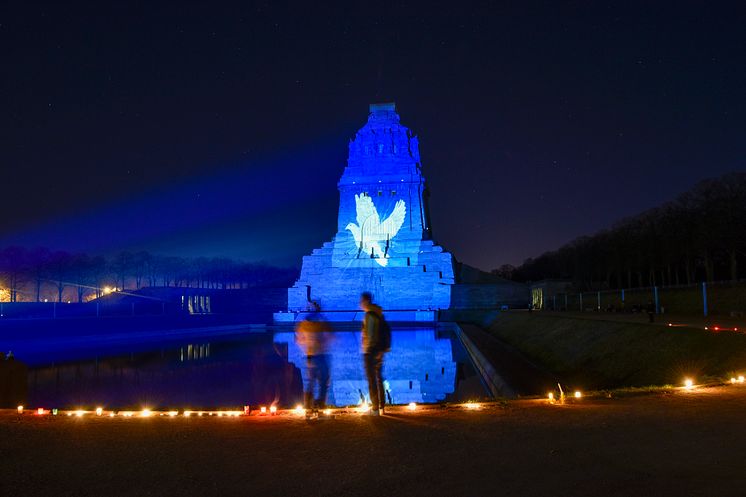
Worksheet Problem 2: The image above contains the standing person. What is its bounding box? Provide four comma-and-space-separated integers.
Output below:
360, 292, 391, 416
295, 302, 332, 417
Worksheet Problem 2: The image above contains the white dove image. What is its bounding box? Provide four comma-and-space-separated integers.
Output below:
346, 194, 407, 267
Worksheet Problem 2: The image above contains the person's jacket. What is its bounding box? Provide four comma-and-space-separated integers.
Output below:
361, 304, 383, 354
295, 315, 332, 356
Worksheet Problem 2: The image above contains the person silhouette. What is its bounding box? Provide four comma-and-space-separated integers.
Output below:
360, 292, 391, 416
295, 302, 332, 417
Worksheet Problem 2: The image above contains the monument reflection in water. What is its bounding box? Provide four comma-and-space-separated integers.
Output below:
25, 327, 486, 409
276, 329, 461, 406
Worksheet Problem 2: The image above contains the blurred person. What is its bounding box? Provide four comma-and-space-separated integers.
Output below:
295, 302, 332, 416
360, 292, 391, 416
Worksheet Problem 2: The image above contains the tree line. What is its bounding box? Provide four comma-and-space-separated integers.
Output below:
0, 248, 297, 303
496, 172, 746, 290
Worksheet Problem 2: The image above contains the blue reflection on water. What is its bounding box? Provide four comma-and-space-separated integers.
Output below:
24, 327, 485, 409
274, 329, 457, 405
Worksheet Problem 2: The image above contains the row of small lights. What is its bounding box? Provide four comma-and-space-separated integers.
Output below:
20, 376, 746, 416
547, 390, 583, 402
14, 401, 484, 417
668, 323, 740, 332
684, 374, 745, 389
545, 374, 746, 401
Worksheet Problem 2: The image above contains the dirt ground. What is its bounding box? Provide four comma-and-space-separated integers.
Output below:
2, 386, 746, 497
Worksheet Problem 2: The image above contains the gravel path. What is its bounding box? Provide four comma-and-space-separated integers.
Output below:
1, 386, 745, 496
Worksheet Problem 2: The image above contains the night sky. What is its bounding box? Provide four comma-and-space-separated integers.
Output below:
2, 2, 745, 271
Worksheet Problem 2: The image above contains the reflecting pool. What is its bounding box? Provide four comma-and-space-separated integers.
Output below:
24, 326, 488, 409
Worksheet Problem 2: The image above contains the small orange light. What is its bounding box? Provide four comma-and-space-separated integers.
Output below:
260, 406, 267, 414
36, 408, 45, 415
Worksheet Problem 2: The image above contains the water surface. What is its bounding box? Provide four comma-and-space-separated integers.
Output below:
26, 326, 488, 409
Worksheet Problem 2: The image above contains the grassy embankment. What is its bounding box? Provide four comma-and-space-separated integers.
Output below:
476, 312, 746, 390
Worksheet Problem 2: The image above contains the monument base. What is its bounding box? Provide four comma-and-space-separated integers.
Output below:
273, 309, 437, 324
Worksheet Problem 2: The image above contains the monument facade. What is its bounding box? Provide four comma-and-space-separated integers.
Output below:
276, 103, 454, 321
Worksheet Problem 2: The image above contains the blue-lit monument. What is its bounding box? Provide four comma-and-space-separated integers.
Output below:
276, 103, 454, 321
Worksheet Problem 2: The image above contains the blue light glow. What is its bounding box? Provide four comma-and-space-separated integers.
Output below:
274, 328, 457, 405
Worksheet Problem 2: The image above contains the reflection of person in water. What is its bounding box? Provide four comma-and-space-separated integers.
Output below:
295, 302, 332, 416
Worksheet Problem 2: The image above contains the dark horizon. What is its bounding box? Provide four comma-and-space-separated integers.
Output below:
3, 2, 745, 271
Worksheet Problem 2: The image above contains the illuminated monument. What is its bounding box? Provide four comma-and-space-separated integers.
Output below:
276, 103, 454, 321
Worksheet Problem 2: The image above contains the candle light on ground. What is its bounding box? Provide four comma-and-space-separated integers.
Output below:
684, 378, 694, 390
574, 391, 582, 399
407, 402, 417, 411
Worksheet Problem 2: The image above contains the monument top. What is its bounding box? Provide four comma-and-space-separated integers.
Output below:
369, 102, 396, 113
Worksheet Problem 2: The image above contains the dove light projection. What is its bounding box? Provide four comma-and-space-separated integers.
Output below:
279, 103, 455, 321
345, 194, 406, 267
